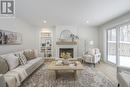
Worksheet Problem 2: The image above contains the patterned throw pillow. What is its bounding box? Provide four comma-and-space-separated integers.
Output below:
15, 53, 27, 65
23, 49, 36, 60
0, 56, 9, 74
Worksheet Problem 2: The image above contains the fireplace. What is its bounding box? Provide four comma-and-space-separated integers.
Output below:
59, 48, 73, 58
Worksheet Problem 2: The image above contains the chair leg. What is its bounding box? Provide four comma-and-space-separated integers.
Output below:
93, 64, 95, 68
118, 83, 120, 87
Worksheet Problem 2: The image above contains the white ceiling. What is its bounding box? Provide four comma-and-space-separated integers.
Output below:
16, 0, 130, 27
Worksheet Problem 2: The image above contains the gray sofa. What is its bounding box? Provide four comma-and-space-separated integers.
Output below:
117, 66, 130, 87
0, 49, 44, 87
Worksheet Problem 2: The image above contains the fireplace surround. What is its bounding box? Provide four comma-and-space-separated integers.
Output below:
55, 45, 78, 58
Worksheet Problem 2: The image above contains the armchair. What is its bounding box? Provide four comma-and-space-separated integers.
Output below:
82, 48, 101, 67
117, 66, 130, 87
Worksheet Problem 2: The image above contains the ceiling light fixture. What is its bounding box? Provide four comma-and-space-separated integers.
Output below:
86, 20, 89, 24
43, 20, 47, 23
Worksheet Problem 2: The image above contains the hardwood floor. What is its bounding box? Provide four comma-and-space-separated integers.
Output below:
95, 62, 118, 87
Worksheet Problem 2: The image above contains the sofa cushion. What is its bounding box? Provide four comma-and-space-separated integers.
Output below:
118, 71, 130, 87
4, 54, 19, 70
15, 53, 27, 65
19, 57, 43, 75
0, 56, 9, 74
23, 49, 37, 60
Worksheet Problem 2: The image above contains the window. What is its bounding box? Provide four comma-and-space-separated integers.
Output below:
106, 22, 130, 67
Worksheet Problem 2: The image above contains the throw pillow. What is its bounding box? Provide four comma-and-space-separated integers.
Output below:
0, 56, 9, 74
88, 49, 95, 55
4, 54, 19, 70
15, 53, 27, 65
23, 49, 36, 60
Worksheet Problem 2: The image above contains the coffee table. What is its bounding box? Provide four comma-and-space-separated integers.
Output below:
48, 61, 84, 79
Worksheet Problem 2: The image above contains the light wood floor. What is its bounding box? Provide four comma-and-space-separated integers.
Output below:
95, 62, 118, 87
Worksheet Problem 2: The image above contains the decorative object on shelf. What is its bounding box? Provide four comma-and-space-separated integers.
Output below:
56, 30, 79, 45
0, 30, 22, 45
70, 33, 79, 42
59, 30, 79, 41
60, 30, 72, 41
42, 43, 46, 46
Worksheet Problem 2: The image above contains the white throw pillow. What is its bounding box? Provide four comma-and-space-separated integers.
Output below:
5, 54, 19, 70
88, 49, 95, 55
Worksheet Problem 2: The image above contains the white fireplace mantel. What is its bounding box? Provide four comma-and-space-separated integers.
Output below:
54, 25, 78, 58
56, 45, 78, 58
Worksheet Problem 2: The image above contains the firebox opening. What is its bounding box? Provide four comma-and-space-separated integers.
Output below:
59, 48, 73, 59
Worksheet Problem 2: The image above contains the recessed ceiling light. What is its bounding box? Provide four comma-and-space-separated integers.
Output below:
86, 20, 89, 24
43, 20, 47, 23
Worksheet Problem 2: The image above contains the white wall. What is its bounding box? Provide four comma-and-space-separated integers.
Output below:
52, 25, 99, 57
99, 12, 130, 61
0, 17, 99, 57
77, 26, 99, 56
0, 18, 38, 54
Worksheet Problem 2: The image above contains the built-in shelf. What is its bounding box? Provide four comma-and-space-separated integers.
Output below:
40, 31, 53, 58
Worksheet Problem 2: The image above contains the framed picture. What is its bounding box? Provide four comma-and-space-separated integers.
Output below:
0, 30, 22, 45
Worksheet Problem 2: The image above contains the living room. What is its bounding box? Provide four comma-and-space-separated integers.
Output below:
0, 0, 130, 87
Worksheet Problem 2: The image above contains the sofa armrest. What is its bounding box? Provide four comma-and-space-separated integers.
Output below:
0, 74, 6, 87
117, 66, 130, 73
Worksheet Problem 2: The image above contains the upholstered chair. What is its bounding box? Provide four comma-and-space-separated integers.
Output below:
117, 66, 130, 87
82, 48, 101, 67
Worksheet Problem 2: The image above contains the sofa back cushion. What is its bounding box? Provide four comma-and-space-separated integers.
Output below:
88, 49, 96, 55
4, 54, 19, 70
23, 49, 37, 60
88, 48, 100, 55
0, 56, 9, 74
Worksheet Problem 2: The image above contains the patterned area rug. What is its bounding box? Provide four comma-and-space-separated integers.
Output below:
20, 64, 115, 87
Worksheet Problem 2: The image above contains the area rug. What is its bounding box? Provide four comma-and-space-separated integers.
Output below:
20, 64, 115, 87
